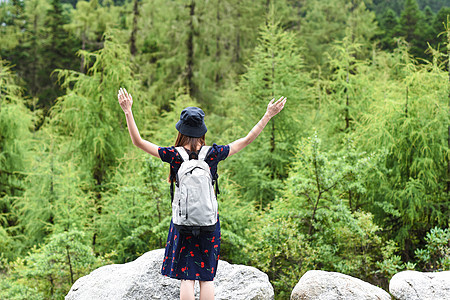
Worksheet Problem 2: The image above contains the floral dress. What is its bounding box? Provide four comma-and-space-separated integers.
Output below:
158, 143, 230, 281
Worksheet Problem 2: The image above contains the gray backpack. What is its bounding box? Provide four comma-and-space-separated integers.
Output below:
171, 146, 218, 237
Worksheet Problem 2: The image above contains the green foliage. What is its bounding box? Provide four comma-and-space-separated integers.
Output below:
224, 15, 312, 208
415, 227, 450, 271
324, 34, 366, 135
65, 0, 121, 74
50, 31, 145, 190
370, 0, 450, 16
355, 42, 449, 246
0, 278, 45, 300
14, 0, 79, 110
377, 8, 399, 51
2, 1, 450, 298
3, 229, 107, 299
14, 127, 91, 253
246, 214, 314, 300
246, 133, 389, 298
398, 0, 428, 58
0, 60, 32, 198
135, 0, 268, 109
213, 171, 256, 265
288, 134, 383, 225
300, 0, 377, 69
433, 6, 450, 46
0, 60, 33, 260
0, 0, 25, 52
375, 240, 410, 280
5, 0, 49, 108
96, 152, 171, 262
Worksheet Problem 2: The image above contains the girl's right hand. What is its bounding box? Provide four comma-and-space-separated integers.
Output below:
118, 88, 133, 114
266, 96, 287, 119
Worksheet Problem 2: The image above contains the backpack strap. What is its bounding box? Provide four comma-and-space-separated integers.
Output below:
170, 170, 175, 203
170, 147, 186, 203
215, 175, 220, 196
175, 147, 189, 162
198, 146, 211, 161
200, 146, 220, 196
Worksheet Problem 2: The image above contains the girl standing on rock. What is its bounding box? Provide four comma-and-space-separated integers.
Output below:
118, 87, 286, 300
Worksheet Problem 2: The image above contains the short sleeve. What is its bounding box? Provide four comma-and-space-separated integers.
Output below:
158, 146, 179, 163
206, 143, 230, 162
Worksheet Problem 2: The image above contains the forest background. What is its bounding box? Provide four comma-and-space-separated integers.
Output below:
1, 0, 450, 299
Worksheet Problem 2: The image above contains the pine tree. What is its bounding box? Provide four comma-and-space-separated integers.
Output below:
66, 0, 120, 72
246, 133, 385, 297
377, 8, 399, 51
39, 0, 76, 110
324, 33, 364, 136
354, 41, 449, 253
221, 13, 311, 208
0, 0, 25, 56
49, 32, 147, 252
433, 6, 450, 46
398, 0, 427, 58
6, 0, 79, 114
0, 59, 33, 260
10, 229, 106, 298
96, 152, 171, 261
135, 0, 267, 110
13, 125, 91, 252
299, 0, 377, 70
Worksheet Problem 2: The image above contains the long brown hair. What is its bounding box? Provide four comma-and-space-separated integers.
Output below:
168, 132, 206, 182
174, 132, 206, 150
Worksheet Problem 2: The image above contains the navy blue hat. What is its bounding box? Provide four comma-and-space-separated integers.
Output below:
175, 107, 207, 138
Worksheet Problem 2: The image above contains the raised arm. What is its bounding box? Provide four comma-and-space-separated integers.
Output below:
228, 96, 286, 157
118, 88, 160, 158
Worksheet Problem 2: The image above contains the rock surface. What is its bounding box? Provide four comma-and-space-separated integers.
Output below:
389, 270, 450, 300
65, 248, 274, 300
290, 270, 390, 300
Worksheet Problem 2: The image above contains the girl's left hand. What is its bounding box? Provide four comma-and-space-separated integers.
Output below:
118, 88, 133, 114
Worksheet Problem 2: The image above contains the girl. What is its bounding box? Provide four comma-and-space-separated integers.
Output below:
118, 88, 286, 300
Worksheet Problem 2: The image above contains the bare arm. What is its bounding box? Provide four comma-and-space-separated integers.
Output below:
118, 88, 160, 158
228, 96, 286, 157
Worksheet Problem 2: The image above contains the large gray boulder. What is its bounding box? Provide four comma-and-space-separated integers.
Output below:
290, 270, 390, 300
66, 248, 274, 300
389, 270, 450, 300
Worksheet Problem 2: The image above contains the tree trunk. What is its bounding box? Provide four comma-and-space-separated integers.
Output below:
81, 31, 86, 73
92, 75, 105, 252
309, 149, 322, 236
49, 138, 54, 225
447, 16, 450, 194
31, 13, 39, 96
349, 189, 352, 211
234, 0, 240, 63
270, 27, 275, 153
186, 0, 196, 97
345, 66, 350, 130
405, 86, 411, 178
49, 275, 54, 296
405, 86, 408, 117
130, 0, 139, 56
215, 0, 221, 84
92, 161, 103, 253
66, 245, 74, 284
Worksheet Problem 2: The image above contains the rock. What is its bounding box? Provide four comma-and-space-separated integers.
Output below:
66, 248, 274, 300
389, 270, 450, 300
290, 270, 390, 300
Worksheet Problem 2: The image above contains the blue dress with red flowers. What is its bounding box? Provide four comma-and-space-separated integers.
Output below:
158, 143, 229, 281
